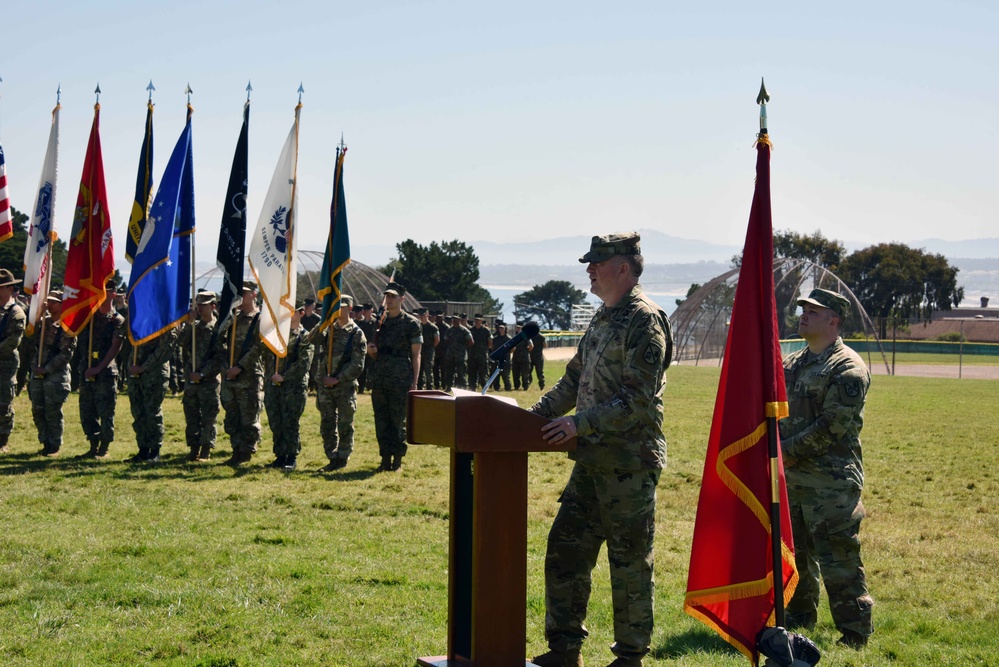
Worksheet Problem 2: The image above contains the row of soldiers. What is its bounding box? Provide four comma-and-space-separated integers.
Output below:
417, 310, 546, 392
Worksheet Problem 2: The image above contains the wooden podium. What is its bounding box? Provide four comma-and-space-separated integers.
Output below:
407, 390, 575, 667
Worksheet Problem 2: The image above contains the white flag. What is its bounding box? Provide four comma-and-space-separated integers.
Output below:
248, 106, 300, 356
24, 105, 61, 336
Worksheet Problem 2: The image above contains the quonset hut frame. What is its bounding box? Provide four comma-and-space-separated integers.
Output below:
671, 257, 890, 374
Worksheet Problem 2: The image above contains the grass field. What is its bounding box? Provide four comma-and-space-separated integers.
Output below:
1, 364, 997, 666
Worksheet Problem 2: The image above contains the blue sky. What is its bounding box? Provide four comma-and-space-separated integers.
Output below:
2, 1, 997, 268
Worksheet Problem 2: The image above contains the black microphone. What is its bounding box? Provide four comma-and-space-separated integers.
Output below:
489, 321, 540, 362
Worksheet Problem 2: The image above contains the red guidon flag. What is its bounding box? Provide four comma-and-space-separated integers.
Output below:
61, 104, 116, 335
684, 136, 796, 664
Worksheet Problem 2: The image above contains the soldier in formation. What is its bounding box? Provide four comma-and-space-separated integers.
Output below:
416, 308, 439, 390
315, 294, 367, 471
432, 312, 449, 390
489, 320, 512, 391
355, 303, 376, 393
181, 290, 225, 462
530, 232, 672, 667
780, 288, 874, 649
27, 290, 77, 457
76, 280, 126, 460
263, 305, 314, 471
221, 281, 265, 466
367, 282, 421, 471
511, 321, 534, 390
127, 321, 180, 463
530, 326, 546, 390
0, 269, 25, 455
443, 313, 471, 391
467, 313, 491, 390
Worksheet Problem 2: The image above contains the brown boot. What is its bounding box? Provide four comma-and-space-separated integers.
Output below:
76, 441, 100, 459
94, 441, 111, 459
186, 446, 200, 462
532, 648, 583, 667
197, 445, 212, 461
0, 433, 10, 454
236, 450, 254, 466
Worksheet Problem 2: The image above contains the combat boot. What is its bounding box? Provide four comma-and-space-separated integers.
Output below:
186, 446, 201, 462
377, 456, 392, 472
223, 450, 240, 466
94, 441, 111, 459
76, 441, 100, 459
267, 456, 287, 469
605, 657, 642, 667
236, 450, 254, 466
391, 454, 403, 471
282, 456, 297, 471
197, 445, 212, 461
0, 433, 10, 454
532, 648, 583, 667
127, 448, 149, 463
145, 448, 161, 463
45, 443, 61, 458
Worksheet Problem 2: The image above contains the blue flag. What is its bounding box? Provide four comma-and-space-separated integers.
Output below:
127, 111, 195, 345
125, 102, 154, 264
318, 146, 350, 331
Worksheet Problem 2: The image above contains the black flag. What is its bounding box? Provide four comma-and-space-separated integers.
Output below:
215, 101, 249, 334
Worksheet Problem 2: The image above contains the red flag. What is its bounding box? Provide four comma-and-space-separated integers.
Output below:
61, 105, 115, 335
684, 137, 797, 664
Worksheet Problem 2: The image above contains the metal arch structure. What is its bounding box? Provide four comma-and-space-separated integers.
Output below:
671, 258, 890, 374
194, 252, 423, 312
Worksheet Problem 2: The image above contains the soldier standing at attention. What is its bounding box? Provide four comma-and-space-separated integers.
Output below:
530, 325, 547, 390
263, 305, 314, 471
28, 290, 77, 457
780, 289, 874, 649
530, 233, 672, 667
127, 321, 180, 464
75, 281, 126, 460
181, 290, 225, 462
416, 308, 439, 390
300, 297, 321, 332
433, 312, 449, 389
444, 313, 472, 391
467, 313, 491, 390
316, 294, 367, 471
355, 303, 376, 394
511, 321, 534, 391
367, 282, 422, 471
489, 320, 512, 391
0, 269, 27, 455
221, 281, 266, 466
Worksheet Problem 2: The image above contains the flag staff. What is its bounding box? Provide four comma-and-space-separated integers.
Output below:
247, 80, 252, 102
227, 81, 253, 369
147, 80, 155, 102
95, 83, 101, 108
757, 77, 785, 630
87, 84, 102, 377
186, 84, 198, 376
34, 86, 64, 371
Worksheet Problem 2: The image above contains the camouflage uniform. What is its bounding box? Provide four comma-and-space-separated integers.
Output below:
128, 328, 180, 459
432, 317, 448, 389
467, 323, 491, 390
512, 334, 532, 390
369, 311, 422, 464
180, 315, 225, 458
263, 326, 314, 464
0, 298, 26, 445
780, 337, 874, 640
315, 319, 366, 465
28, 315, 76, 455
443, 322, 471, 390
530, 285, 672, 662
530, 330, 546, 390
489, 331, 512, 391
355, 316, 376, 392
220, 311, 265, 459
418, 320, 438, 390
77, 310, 126, 454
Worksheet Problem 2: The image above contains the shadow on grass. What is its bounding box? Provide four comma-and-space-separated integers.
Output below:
651, 626, 740, 661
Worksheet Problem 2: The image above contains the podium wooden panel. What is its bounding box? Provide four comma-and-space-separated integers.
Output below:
407, 391, 574, 667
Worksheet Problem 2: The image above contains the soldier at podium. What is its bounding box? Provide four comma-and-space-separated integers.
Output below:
529, 232, 672, 667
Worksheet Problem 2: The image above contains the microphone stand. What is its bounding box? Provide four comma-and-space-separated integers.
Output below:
482, 357, 507, 395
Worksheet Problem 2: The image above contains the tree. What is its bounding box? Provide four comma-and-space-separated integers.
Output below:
513, 280, 587, 330
0, 206, 68, 287
839, 243, 964, 335
385, 239, 502, 315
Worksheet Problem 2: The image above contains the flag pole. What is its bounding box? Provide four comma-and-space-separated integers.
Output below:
186, 84, 197, 376
757, 78, 786, 630
35, 86, 62, 371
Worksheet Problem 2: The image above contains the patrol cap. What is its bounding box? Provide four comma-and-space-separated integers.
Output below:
579, 231, 642, 264
415, 307, 428, 315
105, 279, 117, 290
46, 289, 64, 302
362, 303, 374, 310
241, 280, 258, 293
340, 294, 354, 307
383, 281, 406, 296
797, 288, 850, 320
352, 305, 363, 314
303, 297, 316, 306
0, 269, 22, 287
116, 284, 127, 295
196, 291, 218, 305
473, 313, 483, 320
458, 312, 467, 319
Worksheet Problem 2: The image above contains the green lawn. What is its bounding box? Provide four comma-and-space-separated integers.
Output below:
1, 365, 997, 666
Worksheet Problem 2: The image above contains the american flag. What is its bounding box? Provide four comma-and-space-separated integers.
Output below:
0, 144, 12, 242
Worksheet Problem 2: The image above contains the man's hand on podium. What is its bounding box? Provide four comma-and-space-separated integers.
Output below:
541, 416, 577, 445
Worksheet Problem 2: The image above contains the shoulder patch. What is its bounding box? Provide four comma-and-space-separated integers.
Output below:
643, 341, 662, 366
